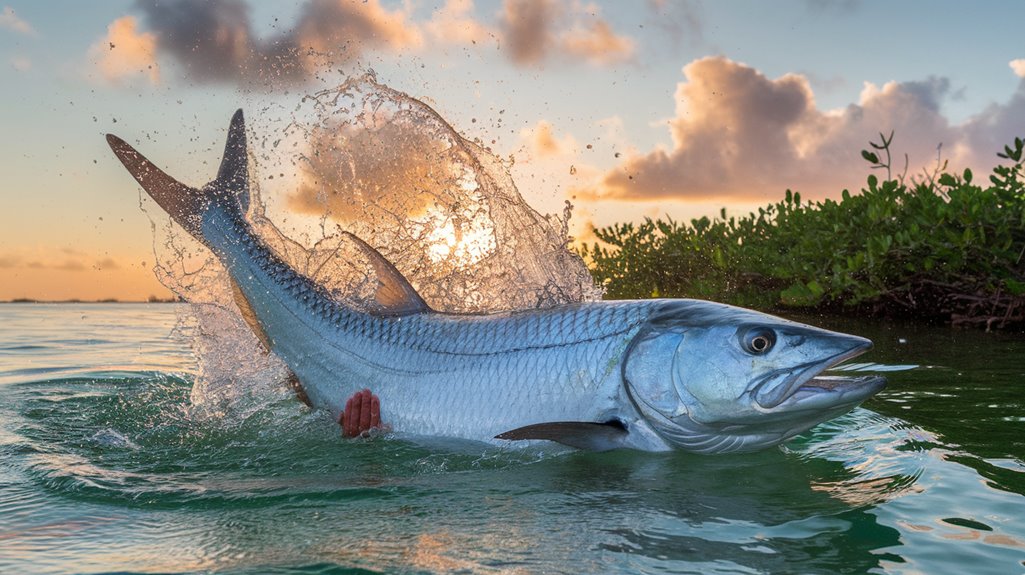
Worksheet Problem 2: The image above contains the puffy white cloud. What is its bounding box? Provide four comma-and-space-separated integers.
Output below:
498, 0, 634, 67
98, 0, 422, 88
1010, 59, 1025, 78
582, 56, 1024, 203
561, 20, 635, 65
426, 0, 495, 45
521, 120, 578, 157
93, 0, 636, 87
286, 118, 459, 222
498, 0, 559, 65
89, 16, 160, 85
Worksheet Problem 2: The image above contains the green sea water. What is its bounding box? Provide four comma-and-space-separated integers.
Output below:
1, 303, 1023, 574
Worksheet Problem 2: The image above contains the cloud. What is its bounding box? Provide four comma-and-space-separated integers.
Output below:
115, 0, 421, 88
0, 6, 34, 35
561, 20, 635, 65
9, 55, 30, 72
498, 0, 634, 67
95, 257, 120, 270
961, 78, 1025, 163
286, 118, 461, 222
581, 56, 1024, 203
1010, 59, 1025, 78
426, 0, 495, 45
291, 0, 422, 60
0, 248, 122, 272
53, 260, 87, 272
95, 0, 633, 87
89, 16, 159, 85
522, 120, 577, 157
498, 0, 559, 65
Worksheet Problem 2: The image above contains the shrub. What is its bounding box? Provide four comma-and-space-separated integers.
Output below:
581, 136, 1025, 330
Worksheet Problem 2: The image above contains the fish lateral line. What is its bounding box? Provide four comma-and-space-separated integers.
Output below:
106, 108, 887, 455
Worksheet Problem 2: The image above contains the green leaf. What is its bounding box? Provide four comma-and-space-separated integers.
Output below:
1004, 278, 1025, 296
780, 281, 823, 307
938, 173, 956, 187
861, 150, 879, 164
963, 168, 973, 184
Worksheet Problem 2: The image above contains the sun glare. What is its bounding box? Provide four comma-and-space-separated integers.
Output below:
423, 210, 496, 267
421, 169, 496, 268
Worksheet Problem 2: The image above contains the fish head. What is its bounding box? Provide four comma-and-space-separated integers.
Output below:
623, 300, 885, 454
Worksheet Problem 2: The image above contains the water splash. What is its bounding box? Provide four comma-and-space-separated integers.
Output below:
144, 73, 600, 413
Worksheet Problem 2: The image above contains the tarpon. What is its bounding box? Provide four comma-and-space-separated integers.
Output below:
105, 110, 885, 454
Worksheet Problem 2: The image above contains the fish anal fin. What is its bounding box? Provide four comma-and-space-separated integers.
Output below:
230, 277, 272, 351
496, 421, 628, 452
343, 232, 432, 316
229, 278, 312, 408
285, 371, 313, 408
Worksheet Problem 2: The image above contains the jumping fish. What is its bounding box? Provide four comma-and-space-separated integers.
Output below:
106, 110, 885, 454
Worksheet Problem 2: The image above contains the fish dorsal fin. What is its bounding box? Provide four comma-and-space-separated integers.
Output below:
213, 109, 250, 213
342, 232, 432, 316
230, 277, 272, 351
496, 421, 629, 452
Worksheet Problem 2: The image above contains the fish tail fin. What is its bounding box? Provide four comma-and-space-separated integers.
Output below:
106, 109, 250, 239
211, 109, 250, 214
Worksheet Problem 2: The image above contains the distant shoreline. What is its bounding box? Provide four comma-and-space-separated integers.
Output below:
1, 298, 184, 304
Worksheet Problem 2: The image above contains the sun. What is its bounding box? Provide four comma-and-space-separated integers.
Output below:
423, 209, 496, 268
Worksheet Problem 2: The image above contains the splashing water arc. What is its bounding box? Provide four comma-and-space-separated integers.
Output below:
145, 73, 602, 410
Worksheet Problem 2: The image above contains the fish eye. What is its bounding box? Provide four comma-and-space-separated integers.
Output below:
740, 327, 776, 355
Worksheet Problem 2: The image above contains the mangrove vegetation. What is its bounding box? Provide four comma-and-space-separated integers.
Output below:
582, 135, 1025, 330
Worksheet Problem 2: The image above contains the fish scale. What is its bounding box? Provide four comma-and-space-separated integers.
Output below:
106, 110, 885, 454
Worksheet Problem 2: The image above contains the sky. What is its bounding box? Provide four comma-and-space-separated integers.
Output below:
2, 0, 1025, 301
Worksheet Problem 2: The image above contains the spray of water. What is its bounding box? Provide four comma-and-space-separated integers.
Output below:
144, 73, 601, 414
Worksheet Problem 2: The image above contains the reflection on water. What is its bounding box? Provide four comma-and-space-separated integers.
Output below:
2, 305, 1025, 574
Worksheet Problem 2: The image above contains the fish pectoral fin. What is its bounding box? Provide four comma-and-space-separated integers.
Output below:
342, 232, 433, 317
496, 421, 629, 452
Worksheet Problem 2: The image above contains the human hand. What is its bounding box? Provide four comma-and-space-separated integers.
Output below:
340, 388, 383, 438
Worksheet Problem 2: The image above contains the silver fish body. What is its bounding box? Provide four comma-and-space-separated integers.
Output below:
107, 110, 886, 454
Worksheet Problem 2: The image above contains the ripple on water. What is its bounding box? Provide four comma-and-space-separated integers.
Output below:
782, 409, 931, 507
4, 310, 1025, 574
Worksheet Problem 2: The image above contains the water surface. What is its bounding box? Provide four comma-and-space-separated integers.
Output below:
1, 304, 1023, 574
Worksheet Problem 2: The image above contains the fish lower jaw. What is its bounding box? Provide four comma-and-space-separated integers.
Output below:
753, 342, 874, 410
787, 375, 887, 410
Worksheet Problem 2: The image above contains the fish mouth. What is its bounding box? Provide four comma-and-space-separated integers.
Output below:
752, 336, 882, 411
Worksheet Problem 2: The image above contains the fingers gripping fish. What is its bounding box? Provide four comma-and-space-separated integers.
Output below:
106, 111, 885, 454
